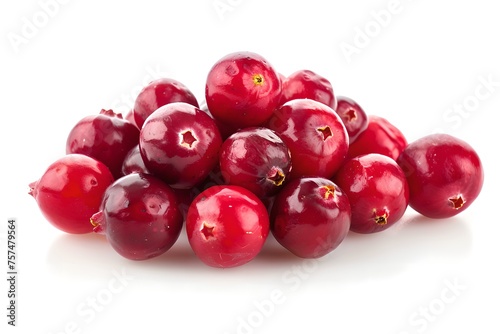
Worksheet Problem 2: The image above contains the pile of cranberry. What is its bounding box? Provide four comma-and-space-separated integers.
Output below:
29, 51, 484, 268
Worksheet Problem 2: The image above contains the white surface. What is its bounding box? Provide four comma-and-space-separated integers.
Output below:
1, 0, 499, 333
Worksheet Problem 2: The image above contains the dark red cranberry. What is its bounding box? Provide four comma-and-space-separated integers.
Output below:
121, 145, 149, 175
66, 109, 140, 179
91, 173, 183, 260
335, 96, 368, 143
133, 78, 199, 129
333, 154, 409, 234
397, 134, 483, 219
205, 51, 282, 128
347, 115, 407, 161
29, 154, 114, 234
271, 177, 351, 258
139, 102, 222, 189
266, 99, 348, 179
219, 127, 292, 198
280, 69, 337, 110
124, 109, 139, 129
186, 185, 270, 268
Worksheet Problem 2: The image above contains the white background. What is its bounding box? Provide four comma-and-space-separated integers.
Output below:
1, 0, 499, 333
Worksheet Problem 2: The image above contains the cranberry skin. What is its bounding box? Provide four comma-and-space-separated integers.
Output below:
271, 177, 351, 258
140, 102, 222, 189
124, 109, 139, 129
347, 115, 407, 161
66, 109, 140, 179
121, 145, 150, 175
91, 173, 183, 260
133, 78, 199, 129
219, 127, 292, 198
280, 69, 337, 110
335, 96, 368, 143
333, 154, 409, 234
205, 51, 282, 128
186, 185, 270, 268
397, 134, 483, 219
266, 99, 348, 179
29, 154, 114, 234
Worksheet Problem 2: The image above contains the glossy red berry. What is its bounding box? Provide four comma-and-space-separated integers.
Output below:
121, 145, 149, 176
186, 185, 270, 268
335, 96, 368, 143
91, 173, 183, 260
271, 177, 351, 258
333, 153, 409, 234
29, 154, 114, 234
397, 133, 484, 219
66, 109, 140, 179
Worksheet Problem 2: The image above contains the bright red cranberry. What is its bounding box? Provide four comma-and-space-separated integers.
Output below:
133, 78, 199, 129
347, 115, 407, 161
397, 134, 483, 219
29, 154, 114, 234
124, 109, 139, 129
335, 96, 368, 143
333, 153, 409, 233
271, 177, 351, 258
140, 102, 222, 189
121, 145, 149, 175
91, 173, 183, 260
186, 185, 270, 268
219, 127, 292, 198
280, 69, 337, 110
205, 51, 282, 128
66, 109, 140, 179
266, 99, 348, 179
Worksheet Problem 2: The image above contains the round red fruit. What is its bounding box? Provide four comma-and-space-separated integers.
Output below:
335, 96, 368, 143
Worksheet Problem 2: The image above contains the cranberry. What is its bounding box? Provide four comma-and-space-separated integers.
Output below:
186, 185, 270, 268
29, 154, 114, 234
140, 102, 222, 189
91, 173, 183, 260
66, 109, 140, 179
133, 78, 199, 129
121, 145, 150, 176
124, 109, 139, 129
205, 51, 282, 128
335, 96, 368, 143
347, 115, 407, 161
219, 127, 292, 198
280, 69, 337, 110
397, 134, 483, 219
270, 177, 351, 258
266, 98, 348, 179
333, 153, 409, 233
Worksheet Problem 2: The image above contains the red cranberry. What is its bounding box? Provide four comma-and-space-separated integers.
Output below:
347, 115, 407, 161
133, 78, 199, 129
66, 109, 140, 179
397, 134, 483, 219
186, 185, 270, 268
205, 51, 282, 128
121, 145, 149, 175
335, 96, 368, 143
124, 109, 139, 129
29, 154, 114, 234
219, 127, 292, 198
266, 99, 348, 179
280, 69, 337, 110
140, 102, 222, 189
271, 177, 351, 258
91, 173, 183, 260
333, 153, 409, 233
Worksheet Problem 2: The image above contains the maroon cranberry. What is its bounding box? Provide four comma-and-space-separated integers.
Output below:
29, 154, 114, 234
271, 177, 351, 258
121, 145, 149, 175
205, 51, 282, 128
139, 102, 222, 189
124, 109, 139, 129
266, 99, 348, 179
397, 134, 483, 219
280, 69, 337, 110
219, 127, 292, 198
91, 173, 183, 260
133, 78, 199, 129
347, 115, 407, 161
186, 185, 270, 268
333, 154, 409, 234
335, 96, 368, 143
66, 109, 140, 179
